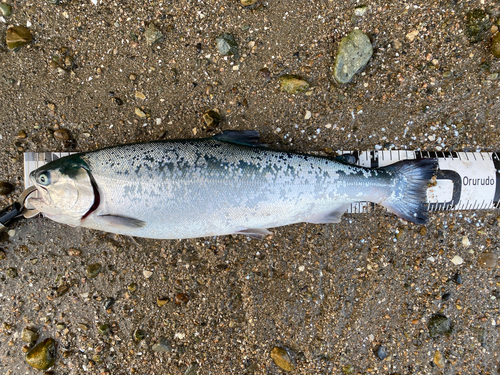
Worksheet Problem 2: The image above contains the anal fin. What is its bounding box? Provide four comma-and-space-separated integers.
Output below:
305, 204, 351, 224
235, 228, 272, 240
97, 214, 146, 229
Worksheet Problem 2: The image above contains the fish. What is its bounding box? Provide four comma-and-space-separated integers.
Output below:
28, 130, 438, 239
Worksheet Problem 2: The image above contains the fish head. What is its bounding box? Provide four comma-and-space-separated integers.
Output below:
28, 157, 96, 226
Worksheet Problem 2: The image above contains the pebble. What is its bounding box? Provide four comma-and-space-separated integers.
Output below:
17, 130, 27, 139
406, 30, 419, 42
129, 73, 137, 81
203, 109, 221, 130
143, 270, 153, 278
354, 5, 367, 17
54, 128, 70, 141
0, 3, 12, 17
6, 25, 32, 50
433, 350, 445, 368
333, 30, 373, 83
279, 75, 310, 94
56, 284, 70, 297
259, 67, 271, 79
98, 324, 110, 335
462, 236, 470, 246
465, 9, 489, 43
86, 263, 102, 278
304, 110, 312, 120
135, 108, 147, 118
0, 181, 14, 196
270, 347, 294, 371
68, 248, 81, 256
21, 327, 39, 343
144, 24, 163, 46
453, 272, 462, 284
135, 91, 146, 100
216, 33, 238, 56
152, 337, 171, 352
6, 267, 17, 278
104, 297, 115, 309
0, 249, 5, 260
241, 0, 258, 6
25, 338, 56, 370
157, 297, 168, 307
375, 345, 388, 360
491, 32, 500, 58
174, 292, 190, 304
133, 329, 146, 341
451, 255, 463, 265
127, 283, 138, 292
442, 292, 451, 301
428, 314, 452, 337
477, 252, 497, 268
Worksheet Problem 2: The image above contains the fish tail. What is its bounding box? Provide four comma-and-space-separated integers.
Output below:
380, 158, 438, 224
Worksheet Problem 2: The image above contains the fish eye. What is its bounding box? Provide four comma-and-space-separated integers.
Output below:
37, 172, 51, 185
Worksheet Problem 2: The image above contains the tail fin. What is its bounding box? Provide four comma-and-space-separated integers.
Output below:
380, 159, 438, 224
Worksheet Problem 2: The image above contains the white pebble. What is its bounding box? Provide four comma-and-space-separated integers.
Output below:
143, 270, 153, 279
462, 236, 470, 247
304, 110, 312, 120
451, 255, 463, 265
298, 265, 305, 272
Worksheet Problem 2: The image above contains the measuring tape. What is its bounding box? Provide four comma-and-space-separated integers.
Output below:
23, 151, 500, 214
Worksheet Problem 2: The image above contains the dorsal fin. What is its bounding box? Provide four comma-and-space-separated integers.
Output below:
213, 130, 268, 148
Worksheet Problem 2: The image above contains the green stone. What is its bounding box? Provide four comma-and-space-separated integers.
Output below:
216, 33, 238, 56
133, 329, 146, 341
333, 29, 373, 83
491, 32, 500, 58
279, 75, 310, 94
127, 283, 137, 292
144, 24, 163, 46
98, 324, 110, 335
86, 263, 101, 278
465, 9, 489, 43
25, 338, 56, 370
0, 3, 12, 17
6, 25, 33, 50
428, 314, 452, 337
6, 267, 17, 278
21, 327, 39, 343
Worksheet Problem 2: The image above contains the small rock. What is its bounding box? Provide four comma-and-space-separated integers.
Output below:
6, 25, 32, 50
0, 249, 6, 260
68, 248, 81, 256
462, 236, 470, 246
259, 67, 271, 79
143, 270, 153, 278
174, 292, 190, 304
451, 255, 463, 265
17, 130, 27, 139
270, 346, 294, 371
442, 292, 452, 301
144, 24, 163, 46
304, 110, 312, 120
25, 338, 56, 370
478, 252, 497, 268
342, 364, 354, 374
202, 110, 221, 130
333, 29, 373, 83
133, 329, 146, 341
428, 314, 452, 337
157, 297, 168, 307
77, 323, 88, 331
54, 129, 70, 141
433, 350, 445, 368
86, 263, 102, 278
453, 272, 462, 284
56, 284, 70, 297
279, 75, 310, 94
135, 108, 147, 118
492, 33, 500, 58
135, 91, 146, 99
97, 324, 110, 335
129, 73, 137, 81
6, 267, 17, 278
354, 5, 367, 16
466, 9, 490, 43
152, 337, 171, 352
47, 102, 56, 111
127, 283, 138, 292
216, 33, 238, 56
375, 345, 387, 360
0, 3, 12, 17
406, 30, 419, 42
21, 327, 39, 343
104, 297, 115, 310
0, 181, 14, 196
55, 322, 66, 330
241, 0, 258, 6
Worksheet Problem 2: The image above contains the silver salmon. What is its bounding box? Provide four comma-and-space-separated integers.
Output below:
28, 131, 437, 239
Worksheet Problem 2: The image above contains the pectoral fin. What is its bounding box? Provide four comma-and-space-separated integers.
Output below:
305, 204, 351, 224
97, 214, 146, 229
235, 228, 272, 240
